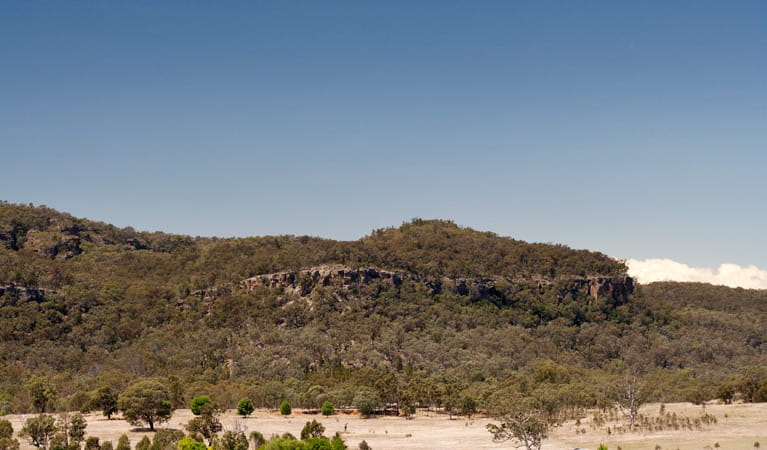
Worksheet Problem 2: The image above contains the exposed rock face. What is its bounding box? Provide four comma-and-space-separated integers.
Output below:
243, 265, 634, 304
243, 265, 408, 296
23, 230, 82, 260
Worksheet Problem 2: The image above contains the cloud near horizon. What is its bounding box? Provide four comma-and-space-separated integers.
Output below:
626, 259, 767, 290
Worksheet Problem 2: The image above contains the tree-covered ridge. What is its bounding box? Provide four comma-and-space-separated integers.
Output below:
0, 202, 765, 420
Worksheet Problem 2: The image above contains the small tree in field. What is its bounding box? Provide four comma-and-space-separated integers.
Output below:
300, 420, 325, 440
486, 401, 558, 450
236, 398, 254, 417
279, 401, 292, 416
190, 396, 212, 416
19, 414, 57, 450
117, 379, 173, 431
321, 401, 334, 416
93, 387, 119, 420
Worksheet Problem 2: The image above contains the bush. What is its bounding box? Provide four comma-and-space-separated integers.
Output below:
134, 436, 151, 450
84, 437, 100, 450
0, 421, 12, 440
237, 398, 254, 417
116, 435, 130, 450
321, 402, 333, 416
300, 421, 325, 440
358, 441, 371, 450
249, 431, 265, 449
152, 429, 184, 450
190, 396, 212, 416
279, 401, 292, 416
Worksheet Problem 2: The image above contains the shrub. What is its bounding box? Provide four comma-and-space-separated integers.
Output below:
190, 396, 212, 416
237, 398, 254, 417
300, 421, 325, 440
279, 401, 292, 416
321, 401, 333, 417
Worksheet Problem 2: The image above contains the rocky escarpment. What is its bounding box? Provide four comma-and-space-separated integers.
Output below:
243, 265, 634, 303
243, 265, 410, 297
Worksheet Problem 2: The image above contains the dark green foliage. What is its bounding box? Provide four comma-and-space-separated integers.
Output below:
19, 414, 57, 449
320, 401, 333, 416
26, 377, 56, 413
116, 435, 130, 450
190, 396, 212, 416
352, 389, 380, 416
84, 437, 100, 450
304, 438, 331, 450
300, 420, 325, 440
236, 398, 254, 417
93, 388, 119, 420
134, 437, 151, 450
118, 380, 173, 431
249, 432, 266, 449
185, 403, 222, 444
101, 441, 113, 450
152, 430, 184, 450
0, 421, 12, 439
329, 433, 346, 450
215, 431, 248, 450
0, 438, 20, 450
279, 401, 291, 416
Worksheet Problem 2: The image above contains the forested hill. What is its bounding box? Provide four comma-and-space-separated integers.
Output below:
1, 202, 766, 416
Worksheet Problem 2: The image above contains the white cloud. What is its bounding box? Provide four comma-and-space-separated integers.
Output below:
626, 258, 767, 290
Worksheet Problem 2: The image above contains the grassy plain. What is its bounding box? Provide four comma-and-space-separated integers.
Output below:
5, 402, 766, 450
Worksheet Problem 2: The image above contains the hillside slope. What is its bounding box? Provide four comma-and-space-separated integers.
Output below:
0, 202, 765, 415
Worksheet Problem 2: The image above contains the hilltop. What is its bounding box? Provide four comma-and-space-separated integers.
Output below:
0, 202, 765, 417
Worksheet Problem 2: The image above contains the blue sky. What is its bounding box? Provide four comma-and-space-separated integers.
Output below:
1, 1, 765, 275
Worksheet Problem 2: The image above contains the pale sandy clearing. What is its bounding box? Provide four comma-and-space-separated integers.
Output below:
5, 402, 767, 450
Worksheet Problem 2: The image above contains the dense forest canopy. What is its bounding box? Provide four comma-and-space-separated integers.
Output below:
1, 201, 766, 417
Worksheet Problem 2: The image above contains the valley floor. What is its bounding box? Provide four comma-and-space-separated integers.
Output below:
5, 402, 767, 450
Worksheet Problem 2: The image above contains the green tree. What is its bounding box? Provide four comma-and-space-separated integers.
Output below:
214, 431, 248, 450
352, 389, 380, 417
486, 402, 557, 450
93, 387, 120, 420
304, 438, 331, 450
117, 379, 174, 431
190, 396, 212, 416
329, 433, 346, 450
279, 401, 292, 416
249, 431, 265, 449
236, 398, 254, 417
67, 414, 87, 444
177, 437, 206, 450
0, 421, 12, 439
459, 395, 477, 418
134, 436, 151, 450
152, 429, 184, 450
321, 402, 333, 416
19, 414, 57, 450
101, 441, 114, 450
185, 403, 222, 445
84, 437, 100, 450
300, 420, 325, 440
116, 435, 130, 450
0, 420, 18, 450
0, 437, 19, 450
27, 377, 57, 413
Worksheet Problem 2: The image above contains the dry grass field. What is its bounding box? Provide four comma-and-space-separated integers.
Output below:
5, 402, 766, 450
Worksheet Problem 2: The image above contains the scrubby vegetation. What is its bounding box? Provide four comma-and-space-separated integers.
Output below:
1, 202, 766, 448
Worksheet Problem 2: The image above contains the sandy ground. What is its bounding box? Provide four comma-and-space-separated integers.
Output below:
5, 402, 767, 450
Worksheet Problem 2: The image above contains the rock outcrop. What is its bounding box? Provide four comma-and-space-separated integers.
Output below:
242, 265, 634, 304
0, 283, 57, 302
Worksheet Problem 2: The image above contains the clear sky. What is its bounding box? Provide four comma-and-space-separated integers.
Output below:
2, 1, 765, 279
